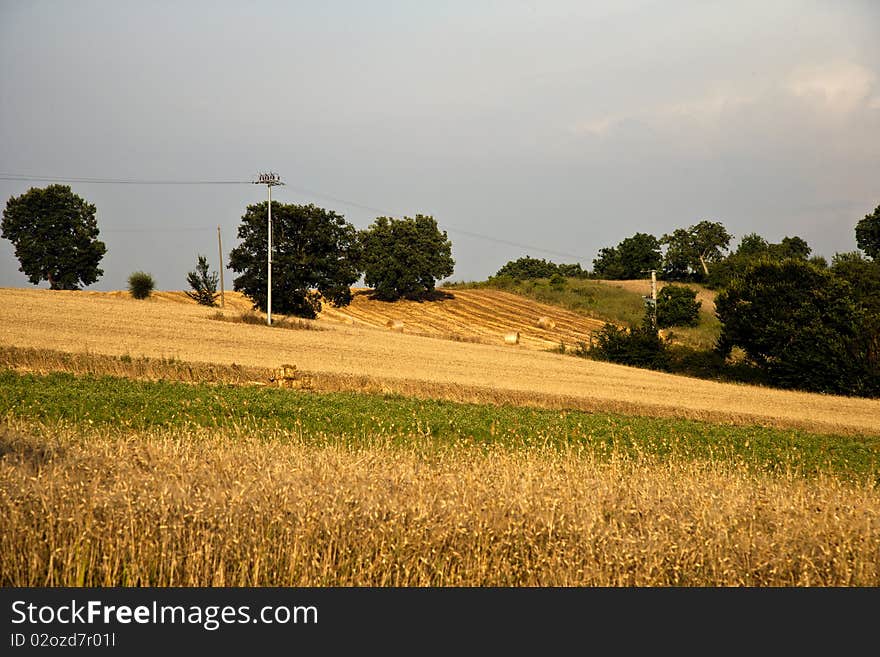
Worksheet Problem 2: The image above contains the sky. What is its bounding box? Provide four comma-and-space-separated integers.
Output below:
1, 0, 878, 291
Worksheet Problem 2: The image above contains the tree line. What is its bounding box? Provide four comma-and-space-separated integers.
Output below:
1, 185, 454, 318
4, 184, 879, 396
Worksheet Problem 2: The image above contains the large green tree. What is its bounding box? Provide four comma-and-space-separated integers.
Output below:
360, 214, 454, 301
1, 184, 106, 289
855, 204, 880, 260
706, 233, 812, 289
715, 259, 876, 395
592, 232, 661, 279
661, 220, 731, 280
228, 202, 361, 318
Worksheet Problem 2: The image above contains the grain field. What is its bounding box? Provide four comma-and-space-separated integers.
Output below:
1, 287, 878, 435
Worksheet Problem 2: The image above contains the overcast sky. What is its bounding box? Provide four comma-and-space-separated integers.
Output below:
1, 0, 878, 290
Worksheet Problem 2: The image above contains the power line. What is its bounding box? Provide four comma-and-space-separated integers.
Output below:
272, 185, 587, 262
0, 174, 250, 185
1, 171, 587, 262
102, 226, 215, 233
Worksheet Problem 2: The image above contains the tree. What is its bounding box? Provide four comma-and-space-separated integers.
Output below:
494, 256, 559, 280
770, 236, 811, 261
855, 204, 880, 260
715, 260, 874, 395
661, 220, 731, 279
831, 252, 880, 317
360, 215, 454, 301
707, 233, 812, 289
735, 233, 769, 257
593, 232, 661, 279
228, 202, 361, 319
1, 184, 107, 289
656, 285, 701, 328
557, 262, 590, 278
591, 247, 624, 279
186, 254, 219, 307
659, 228, 694, 280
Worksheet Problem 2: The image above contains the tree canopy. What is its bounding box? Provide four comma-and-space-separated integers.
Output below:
855, 204, 880, 260
715, 259, 877, 395
494, 256, 559, 280
1, 184, 106, 290
228, 202, 361, 318
706, 233, 812, 289
661, 220, 731, 280
592, 232, 661, 279
359, 215, 454, 301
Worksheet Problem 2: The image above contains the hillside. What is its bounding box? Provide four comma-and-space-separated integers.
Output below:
319, 288, 608, 349
1, 287, 878, 436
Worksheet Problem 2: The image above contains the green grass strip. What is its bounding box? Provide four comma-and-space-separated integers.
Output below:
1, 369, 878, 483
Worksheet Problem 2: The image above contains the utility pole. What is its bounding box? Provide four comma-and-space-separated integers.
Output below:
253, 172, 284, 325
217, 225, 225, 309
650, 269, 658, 330
641, 269, 658, 333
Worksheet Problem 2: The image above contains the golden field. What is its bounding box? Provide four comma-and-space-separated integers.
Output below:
1, 287, 878, 435
2, 286, 879, 587
3, 419, 878, 586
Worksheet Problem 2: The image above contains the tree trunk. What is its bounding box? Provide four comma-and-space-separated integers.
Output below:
699, 254, 709, 277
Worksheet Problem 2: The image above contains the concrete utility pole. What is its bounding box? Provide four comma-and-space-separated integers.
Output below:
217, 225, 225, 309
253, 172, 284, 325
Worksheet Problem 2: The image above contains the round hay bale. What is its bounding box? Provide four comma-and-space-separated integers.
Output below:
338, 314, 354, 325
386, 319, 404, 332
504, 331, 520, 345
536, 316, 556, 330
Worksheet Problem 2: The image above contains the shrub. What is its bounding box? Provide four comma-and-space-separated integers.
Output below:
128, 271, 155, 299
589, 313, 668, 370
549, 273, 566, 291
657, 285, 701, 328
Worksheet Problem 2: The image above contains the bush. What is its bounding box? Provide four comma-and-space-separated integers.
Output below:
128, 271, 155, 299
589, 313, 668, 370
657, 285, 701, 328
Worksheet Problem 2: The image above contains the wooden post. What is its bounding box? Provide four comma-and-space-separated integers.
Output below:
651, 269, 657, 329
217, 225, 225, 308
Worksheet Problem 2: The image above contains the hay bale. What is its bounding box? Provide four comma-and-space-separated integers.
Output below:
504, 331, 520, 345
275, 364, 297, 380
338, 314, 354, 325
536, 316, 556, 330
270, 363, 313, 389
386, 319, 404, 332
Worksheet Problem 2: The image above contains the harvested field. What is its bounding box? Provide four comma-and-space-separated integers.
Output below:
1, 287, 879, 435
320, 288, 607, 348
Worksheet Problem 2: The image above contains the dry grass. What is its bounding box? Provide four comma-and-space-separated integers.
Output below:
319, 287, 607, 349
2, 288, 879, 436
208, 309, 322, 331
1, 419, 877, 586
